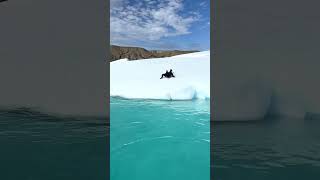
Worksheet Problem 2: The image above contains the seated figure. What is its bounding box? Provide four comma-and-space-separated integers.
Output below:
160, 69, 175, 79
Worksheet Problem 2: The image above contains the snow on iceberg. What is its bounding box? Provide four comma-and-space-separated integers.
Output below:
110, 51, 210, 100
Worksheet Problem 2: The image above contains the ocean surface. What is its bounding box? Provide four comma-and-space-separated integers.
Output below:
2, 100, 318, 180
0, 108, 108, 180
213, 118, 320, 180
110, 97, 210, 180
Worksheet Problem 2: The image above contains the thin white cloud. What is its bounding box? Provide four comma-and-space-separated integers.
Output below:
199, 1, 208, 8
110, 0, 200, 45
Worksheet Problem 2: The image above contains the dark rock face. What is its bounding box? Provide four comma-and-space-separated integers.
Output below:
110, 45, 198, 61
111, 45, 154, 61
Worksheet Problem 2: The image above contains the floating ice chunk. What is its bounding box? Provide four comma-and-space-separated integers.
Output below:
110, 51, 210, 100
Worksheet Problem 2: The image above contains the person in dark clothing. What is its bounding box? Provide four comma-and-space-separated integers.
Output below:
160, 69, 175, 79
169, 69, 175, 78
160, 71, 168, 79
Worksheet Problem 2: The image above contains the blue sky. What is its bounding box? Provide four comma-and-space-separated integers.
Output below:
110, 0, 210, 51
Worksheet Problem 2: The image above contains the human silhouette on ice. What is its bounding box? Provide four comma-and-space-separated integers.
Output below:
160, 69, 175, 79
169, 69, 175, 78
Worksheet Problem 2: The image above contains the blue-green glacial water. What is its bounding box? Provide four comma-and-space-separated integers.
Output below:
110, 97, 210, 180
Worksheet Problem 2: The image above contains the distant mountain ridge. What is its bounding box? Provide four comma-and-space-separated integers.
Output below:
110, 45, 198, 61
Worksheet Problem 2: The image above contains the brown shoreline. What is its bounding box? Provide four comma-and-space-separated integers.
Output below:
110, 45, 198, 61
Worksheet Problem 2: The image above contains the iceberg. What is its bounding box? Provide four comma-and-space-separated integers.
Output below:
0, 0, 108, 117
110, 51, 210, 100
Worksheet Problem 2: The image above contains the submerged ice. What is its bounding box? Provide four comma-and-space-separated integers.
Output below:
110, 51, 210, 100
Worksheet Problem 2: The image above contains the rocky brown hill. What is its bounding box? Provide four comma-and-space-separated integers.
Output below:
110, 45, 198, 61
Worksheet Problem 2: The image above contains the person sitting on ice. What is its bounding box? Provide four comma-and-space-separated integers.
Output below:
169, 69, 175, 78
160, 69, 175, 79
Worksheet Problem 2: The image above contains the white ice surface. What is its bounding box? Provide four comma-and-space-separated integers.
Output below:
110, 51, 210, 100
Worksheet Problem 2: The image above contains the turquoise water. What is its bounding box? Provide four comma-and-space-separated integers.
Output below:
0, 108, 108, 179
213, 118, 320, 179
110, 97, 210, 180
